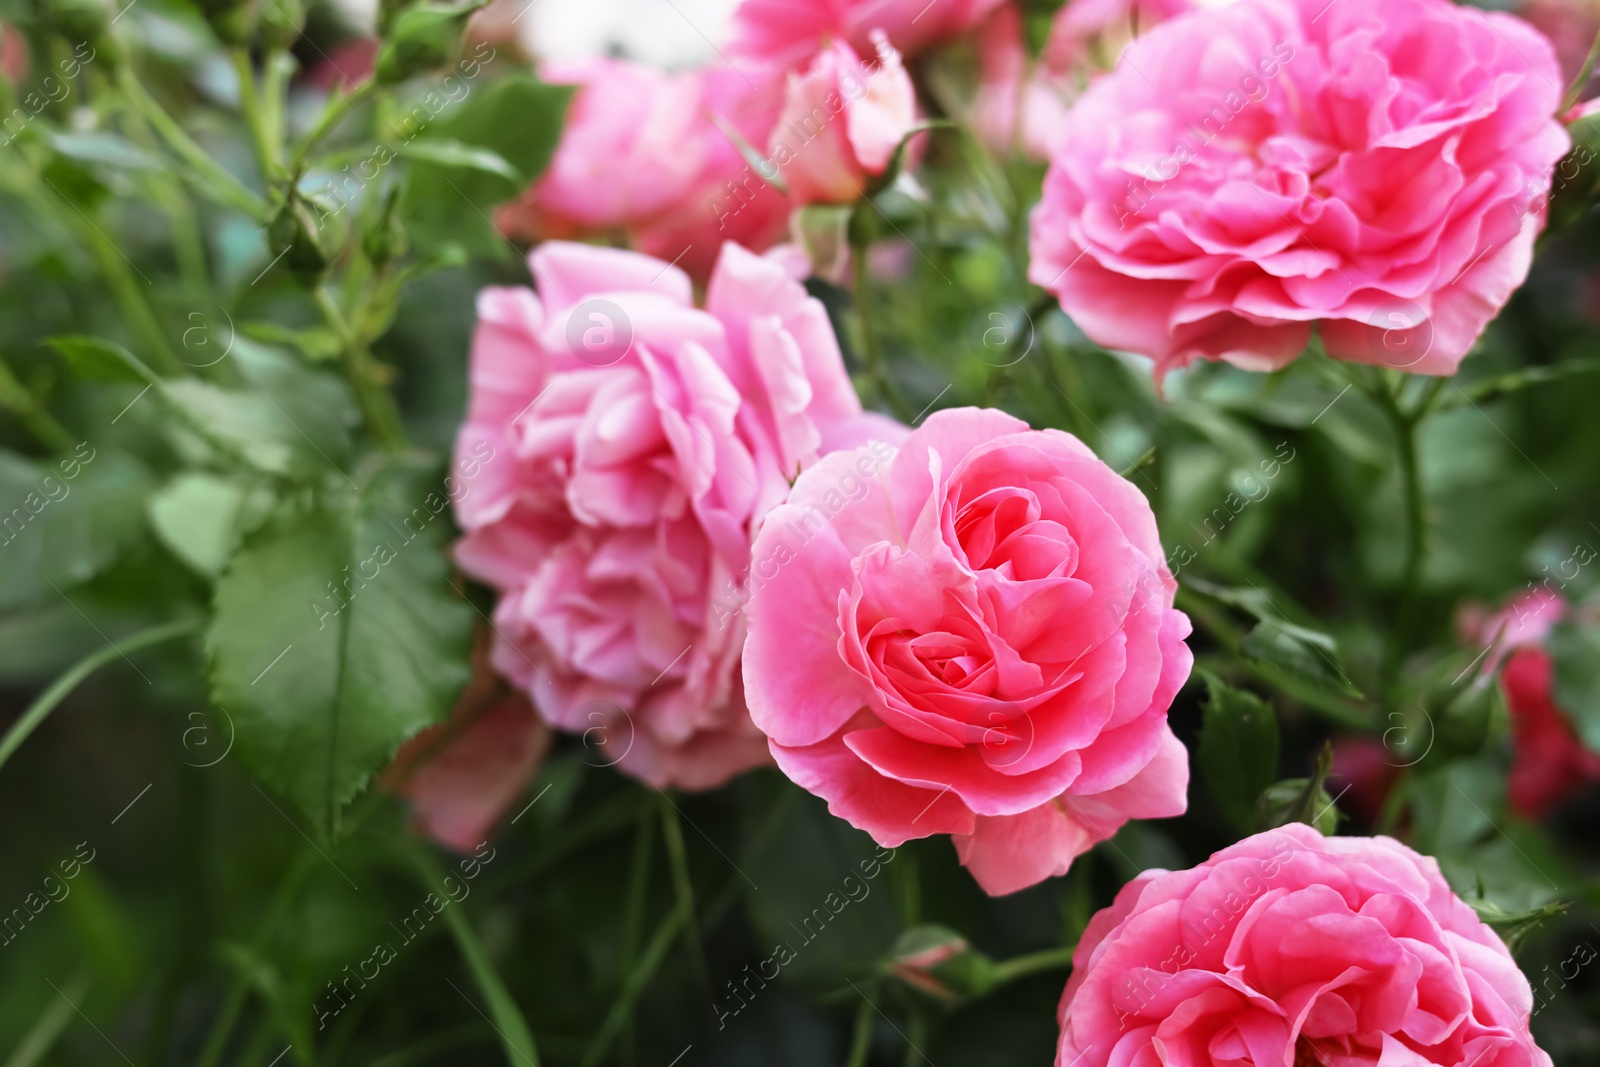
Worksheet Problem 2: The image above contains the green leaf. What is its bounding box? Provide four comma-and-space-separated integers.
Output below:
231, 338, 357, 469
0, 449, 152, 610
1241, 616, 1361, 698
49, 131, 162, 172
240, 321, 343, 362
206, 455, 473, 839
1196, 672, 1280, 831
1549, 619, 1600, 755
46, 335, 156, 385
407, 842, 541, 1066
402, 75, 573, 255
147, 473, 247, 579
163, 380, 297, 474
396, 139, 523, 184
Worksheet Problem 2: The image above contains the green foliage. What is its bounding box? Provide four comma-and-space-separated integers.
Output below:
207, 456, 473, 839
1550, 620, 1600, 754
1197, 672, 1280, 832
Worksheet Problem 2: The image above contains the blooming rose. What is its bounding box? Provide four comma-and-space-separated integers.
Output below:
1461, 589, 1600, 819
729, 0, 1007, 66
453, 240, 904, 790
742, 407, 1193, 896
1058, 825, 1553, 1067
1029, 0, 1572, 380
498, 60, 789, 283
771, 36, 917, 205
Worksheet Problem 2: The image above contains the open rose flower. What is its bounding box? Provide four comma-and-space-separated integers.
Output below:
1461, 589, 1600, 819
1058, 825, 1553, 1067
742, 407, 1193, 896
771, 35, 918, 205
498, 60, 789, 283
729, 0, 1007, 67
453, 240, 904, 790
1030, 0, 1571, 380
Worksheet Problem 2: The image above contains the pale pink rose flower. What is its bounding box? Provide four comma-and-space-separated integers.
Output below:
771, 36, 918, 205
971, 5, 1073, 160
498, 60, 790, 283
1030, 0, 1572, 381
453, 241, 905, 791
742, 407, 1193, 896
729, 0, 1007, 67
1057, 825, 1553, 1067
389, 692, 552, 852
1041, 0, 1209, 73
1457, 586, 1567, 667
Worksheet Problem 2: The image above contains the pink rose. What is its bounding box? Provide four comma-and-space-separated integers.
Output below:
770, 35, 918, 206
971, 5, 1072, 160
741, 407, 1193, 896
1058, 825, 1553, 1067
453, 240, 903, 790
729, 0, 1007, 67
500, 60, 789, 283
1029, 0, 1572, 381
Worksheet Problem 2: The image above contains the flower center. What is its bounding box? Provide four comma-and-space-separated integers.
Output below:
1294, 1037, 1327, 1067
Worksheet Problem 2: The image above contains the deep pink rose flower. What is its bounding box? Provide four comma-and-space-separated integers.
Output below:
1058, 825, 1553, 1067
771, 36, 917, 205
499, 60, 789, 283
1461, 589, 1600, 818
453, 240, 903, 790
729, 0, 1007, 66
1030, 0, 1572, 380
742, 407, 1193, 896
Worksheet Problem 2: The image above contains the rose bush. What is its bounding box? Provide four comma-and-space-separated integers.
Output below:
453, 239, 903, 789
1030, 0, 1571, 379
742, 407, 1192, 895
1057, 825, 1552, 1067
